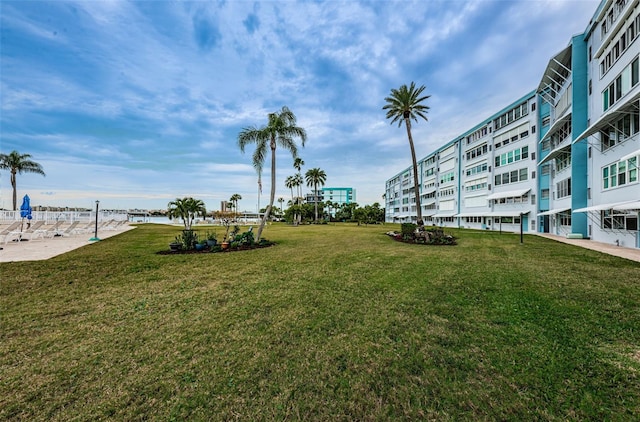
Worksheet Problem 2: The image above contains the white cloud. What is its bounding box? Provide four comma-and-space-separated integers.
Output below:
0, 0, 604, 212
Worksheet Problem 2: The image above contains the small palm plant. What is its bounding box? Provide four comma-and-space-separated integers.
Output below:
167, 197, 206, 231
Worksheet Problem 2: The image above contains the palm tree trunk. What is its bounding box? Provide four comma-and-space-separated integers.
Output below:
404, 117, 422, 222
11, 171, 17, 211
314, 182, 318, 222
256, 138, 277, 242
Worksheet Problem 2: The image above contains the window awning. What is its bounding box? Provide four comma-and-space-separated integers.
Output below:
456, 212, 491, 217
538, 144, 571, 166
432, 213, 456, 218
486, 189, 531, 200
573, 89, 640, 143
619, 149, 640, 162
613, 201, 640, 211
537, 45, 572, 93
540, 110, 572, 144
488, 211, 530, 217
537, 207, 571, 216
573, 200, 638, 213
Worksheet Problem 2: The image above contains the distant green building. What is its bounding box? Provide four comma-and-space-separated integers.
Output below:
306, 187, 356, 210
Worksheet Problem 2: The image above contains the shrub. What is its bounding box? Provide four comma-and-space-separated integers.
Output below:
401, 223, 417, 237
176, 230, 199, 250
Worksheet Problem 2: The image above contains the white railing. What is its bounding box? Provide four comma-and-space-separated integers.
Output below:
0, 210, 128, 223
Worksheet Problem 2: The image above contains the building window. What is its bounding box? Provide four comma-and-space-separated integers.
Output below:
600, 111, 640, 151
440, 171, 455, 184
556, 154, 572, 172
556, 177, 571, 199
602, 209, 638, 230
465, 144, 489, 160
602, 156, 638, 189
465, 181, 488, 192
493, 100, 529, 131
602, 57, 640, 111
600, 12, 639, 78
495, 146, 528, 168
465, 162, 488, 176
494, 166, 529, 186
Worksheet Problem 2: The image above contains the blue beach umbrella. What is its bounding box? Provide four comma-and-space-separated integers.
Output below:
19, 194, 32, 231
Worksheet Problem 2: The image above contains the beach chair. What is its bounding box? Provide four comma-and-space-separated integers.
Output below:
4, 221, 45, 243
104, 220, 128, 230
71, 221, 94, 235
0, 222, 22, 244
59, 221, 80, 237
32, 221, 64, 240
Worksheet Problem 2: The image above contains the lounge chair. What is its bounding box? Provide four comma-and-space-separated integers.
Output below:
59, 221, 81, 237
104, 220, 128, 230
31, 221, 64, 240
0, 222, 22, 244
4, 221, 45, 243
71, 222, 95, 235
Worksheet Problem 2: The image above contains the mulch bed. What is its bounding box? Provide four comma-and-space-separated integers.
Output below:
156, 243, 275, 255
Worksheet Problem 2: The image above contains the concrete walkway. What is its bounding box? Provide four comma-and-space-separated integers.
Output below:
536, 233, 640, 263
0, 225, 135, 263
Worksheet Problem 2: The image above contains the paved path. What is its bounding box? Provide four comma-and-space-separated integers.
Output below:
536, 233, 640, 263
0, 226, 135, 263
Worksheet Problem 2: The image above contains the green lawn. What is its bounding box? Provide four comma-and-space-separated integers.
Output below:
1, 223, 639, 420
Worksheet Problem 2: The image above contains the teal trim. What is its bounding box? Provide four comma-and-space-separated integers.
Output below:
457, 139, 462, 228
570, 34, 589, 237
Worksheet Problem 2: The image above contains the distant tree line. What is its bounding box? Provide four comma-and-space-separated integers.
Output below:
269, 201, 385, 225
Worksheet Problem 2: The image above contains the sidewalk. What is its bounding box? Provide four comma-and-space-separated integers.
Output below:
536, 233, 640, 263
0, 226, 135, 263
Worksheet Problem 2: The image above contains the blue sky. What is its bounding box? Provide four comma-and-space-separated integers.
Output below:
1, 0, 599, 212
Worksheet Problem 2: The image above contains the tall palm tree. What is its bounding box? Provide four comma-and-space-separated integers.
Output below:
293, 157, 304, 174
277, 197, 285, 215
285, 175, 296, 204
0, 150, 46, 210
167, 197, 206, 230
305, 167, 327, 222
292, 174, 303, 203
238, 106, 307, 241
383, 82, 430, 222
292, 173, 303, 224
229, 193, 242, 217
293, 157, 304, 202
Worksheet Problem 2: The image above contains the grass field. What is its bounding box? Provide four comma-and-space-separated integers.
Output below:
1, 223, 639, 420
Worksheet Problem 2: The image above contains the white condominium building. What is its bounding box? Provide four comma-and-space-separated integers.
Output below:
385, 0, 639, 249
